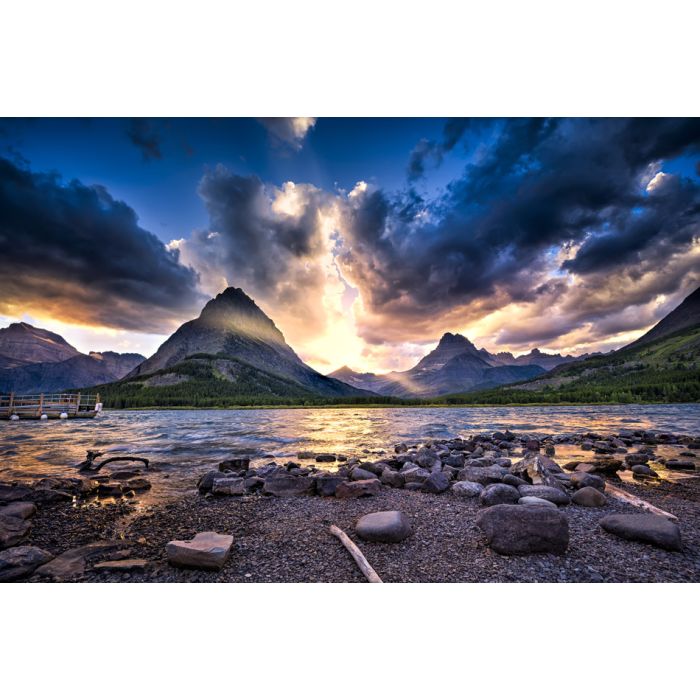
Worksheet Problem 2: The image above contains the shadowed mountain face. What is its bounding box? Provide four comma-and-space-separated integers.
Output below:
125, 288, 370, 398
330, 332, 546, 397
0, 323, 145, 393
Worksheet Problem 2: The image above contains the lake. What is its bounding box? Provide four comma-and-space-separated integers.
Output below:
2, 404, 699, 502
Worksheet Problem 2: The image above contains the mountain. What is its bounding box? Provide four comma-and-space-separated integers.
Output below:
0, 322, 80, 369
0, 323, 145, 393
478, 346, 583, 371
448, 286, 700, 404
107, 287, 372, 404
330, 332, 547, 397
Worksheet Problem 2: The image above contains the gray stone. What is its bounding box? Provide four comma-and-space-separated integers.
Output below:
92, 558, 149, 573
502, 474, 528, 488
451, 481, 483, 498
632, 464, 659, 478
572, 486, 607, 507
212, 477, 246, 496
421, 471, 450, 494
219, 457, 250, 472
35, 541, 126, 580
518, 496, 558, 509
124, 477, 151, 491
402, 467, 431, 484
0, 501, 36, 520
380, 468, 405, 489
166, 532, 233, 570
458, 466, 506, 486
570, 472, 606, 491
0, 515, 31, 549
599, 514, 681, 551
416, 447, 439, 469
315, 453, 337, 463
315, 474, 346, 497
335, 479, 381, 499
476, 504, 570, 555
297, 451, 315, 460
0, 546, 54, 582
355, 510, 412, 543
351, 466, 378, 481
625, 453, 650, 466
197, 470, 221, 494
517, 485, 570, 506
263, 475, 315, 497
0, 484, 33, 504
480, 483, 520, 507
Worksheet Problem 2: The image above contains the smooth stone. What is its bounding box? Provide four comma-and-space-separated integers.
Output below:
502, 474, 528, 488
570, 472, 606, 491
0, 484, 33, 504
476, 504, 570, 555
212, 477, 246, 496
315, 474, 346, 497
0, 546, 54, 582
315, 453, 337, 463
458, 466, 507, 486
518, 496, 558, 509
517, 484, 570, 506
263, 475, 315, 497
355, 510, 413, 543
380, 467, 405, 489
219, 457, 250, 472
571, 486, 607, 507
0, 515, 31, 549
166, 532, 233, 570
599, 514, 681, 551
297, 451, 315, 460
480, 483, 520, 507
351, 467, 377, 481
632, 464, 659, 478
0, 501, 36, 520
92, 558, 149, 573
335, 479, 381, 499
451, 481, 483, 498
625, 453, 650, 466
422, 471, 450, 494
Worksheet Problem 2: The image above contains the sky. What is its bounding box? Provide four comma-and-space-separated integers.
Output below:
0, 117, 699, 374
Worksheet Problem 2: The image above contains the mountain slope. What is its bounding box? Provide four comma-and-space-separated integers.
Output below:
122, 287, 371, 400
0, 322, 80, 369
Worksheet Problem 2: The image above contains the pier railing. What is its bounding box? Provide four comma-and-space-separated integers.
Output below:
1, 392, 100, 419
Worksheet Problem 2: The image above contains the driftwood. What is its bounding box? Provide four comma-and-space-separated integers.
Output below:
78, 451, 150, 473
329, 525, 383, 583
605, 482, 678, 521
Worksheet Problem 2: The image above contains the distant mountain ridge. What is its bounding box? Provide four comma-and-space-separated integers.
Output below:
0, 322, 144, 393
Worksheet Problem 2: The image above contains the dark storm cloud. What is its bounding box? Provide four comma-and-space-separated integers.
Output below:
0, 156, 203, 332
341, 118, 700, 345
407, 117, 473, 180
126, 118, 163, 161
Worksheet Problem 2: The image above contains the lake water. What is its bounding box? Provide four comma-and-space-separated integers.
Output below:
2, 404, 699, 502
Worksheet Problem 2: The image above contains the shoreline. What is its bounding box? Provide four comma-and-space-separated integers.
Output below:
2, 427, 699, 583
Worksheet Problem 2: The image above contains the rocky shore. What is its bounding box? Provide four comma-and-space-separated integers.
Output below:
1, 428, 699, 582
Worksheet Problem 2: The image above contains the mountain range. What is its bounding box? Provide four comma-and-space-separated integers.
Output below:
0, 322, 144, 394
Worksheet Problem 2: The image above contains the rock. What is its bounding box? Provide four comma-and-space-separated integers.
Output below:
570, 472, 606, 491
625, 453, 650, 466
476, 504, 570, 555
458, 466, 506, 486
380, 468, 405, 489
358, 462, 386, 477
219, 457, 250, 472
197, 470, 221, 494
599, 514, 681, 551
510, 453, 563, 486
166, 532, 233, 570
394, 443, 408, 453
0, 484, 33, 504
335, 479, 381, 499
665, 460, 695, 470
518, 496, 558, 509
632, 464, 659, 479
402, 467, 431, 484
517, 485, 570, 506
35, 541, 126, 580
351, 466, 378, 481
297, 451, 315, 460
480, 483, 520, 507
591, 458, 624, 474
451, 481, 483, 498
124, 477, 151, 491
212, 477, 246, 496
92, 559, 150, 573
244, 476, 264, 492
422, 471, 450, 494
263, 475, 315, 497
416, 447, 439, 469
97, 483, 123, 497
355, 510, 413, 543
0, 501, 36, 520
502, 474, 528, 488
315, 453, 336, 463
0, 515, 31, 549
110, 469, 142, 480
572, 486, 607, 507
315, 474, 346, 497
0, 546, 54, 582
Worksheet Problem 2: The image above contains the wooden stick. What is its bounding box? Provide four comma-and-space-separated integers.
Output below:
329, 525, 383, 583
605, 482, 678, 521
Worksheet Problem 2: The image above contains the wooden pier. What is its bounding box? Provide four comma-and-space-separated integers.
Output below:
0, 392, 101, 419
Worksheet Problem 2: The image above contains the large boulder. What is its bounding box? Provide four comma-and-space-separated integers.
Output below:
422, 472, 450, 494
510, 453, 563, 487
0, 515, 31, 549
517, 484, 570, 506
355, 511, 413, 543
451, 481, 483, 498
263, 475, 315, 497
350, 466, 378, 481
212, 477, 247, 496
0, 502, 36, 520
166, 532, 233, 570
335, 479, 381, 499
380, 468, 405, 489
480, 483, 520, 507
476, 505, 570, 555
0, 484, 33, 504
458, 466, 506, 486
599, 514, 681, 551
315, 474, 346, 497
572, 486, 607, 507
0, 546, 54, 582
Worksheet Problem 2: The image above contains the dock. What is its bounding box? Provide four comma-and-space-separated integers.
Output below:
0, 392, 102, 419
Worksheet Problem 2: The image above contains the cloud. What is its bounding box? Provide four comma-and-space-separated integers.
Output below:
0, 156, 203, 333
126, 118, 163, 161
407, 117, 473, 180
257, 117, 316, 151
